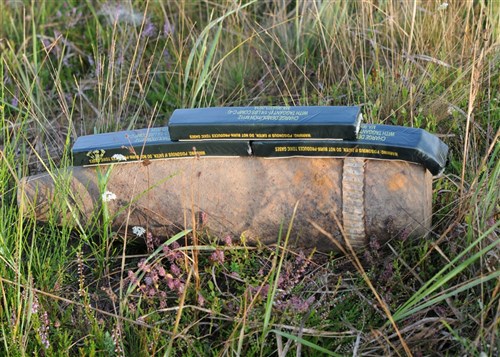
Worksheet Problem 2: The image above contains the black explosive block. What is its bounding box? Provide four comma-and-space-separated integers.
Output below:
72, 127, 251, 166
168, 106, 362, 141
251, 124, 449, 175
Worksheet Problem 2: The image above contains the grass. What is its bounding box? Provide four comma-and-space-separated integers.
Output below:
0, 0, 499, 355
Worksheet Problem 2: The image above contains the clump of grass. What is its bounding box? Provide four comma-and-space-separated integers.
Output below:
1, 0, 499, 355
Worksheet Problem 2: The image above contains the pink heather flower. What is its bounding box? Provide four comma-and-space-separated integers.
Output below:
31, 293, 40, 314
137, 259, 151, 272
150, 270, 159, 284
163, 243, 183, 262
159, 291, 167, 309
156, 265, 166, 277
200, 211, 208, 225
166, 276, 175, 290
128, 270, 138, 286
295, 251, 306, 265
146, 232, 154, 253
38, 311, 50, 349
381, 262, 394, 282
176, 282, 185, 294
400, 228, 410, 242
277, 276, 284, 288
288, 296, 315, 313
223, 235, 233, 246
197, 293, 205, 307
369, 236, 381, 251
10, 311, 17, 326
209, 250, 225, 264
249, 284, 269, 299
165, 276, 184, 295
170, 264, 181, 277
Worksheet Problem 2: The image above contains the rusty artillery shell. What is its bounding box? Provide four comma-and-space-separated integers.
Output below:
18, 156, 432, 251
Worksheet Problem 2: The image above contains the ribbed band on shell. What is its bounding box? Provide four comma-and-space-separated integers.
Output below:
342, 158, 366, 248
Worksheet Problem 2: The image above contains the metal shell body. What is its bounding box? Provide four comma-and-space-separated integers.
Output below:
18, 157, 432, 250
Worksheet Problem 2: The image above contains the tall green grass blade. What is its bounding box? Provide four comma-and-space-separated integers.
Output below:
261, 202, 300, 346
394, 220, 500, 321
189, 21, 223, 108
398, 270, 500, 321
261, 222, 283, 337
182, 0, 257, 107
270, 329, 340, 356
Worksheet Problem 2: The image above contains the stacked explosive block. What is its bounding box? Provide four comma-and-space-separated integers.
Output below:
72, 106, 448, 176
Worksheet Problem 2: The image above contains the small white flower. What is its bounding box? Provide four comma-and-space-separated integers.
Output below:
102, 191, 117, 202
438, 2, 449, 11
132, 226, 146, 237
112, 154, 127, 161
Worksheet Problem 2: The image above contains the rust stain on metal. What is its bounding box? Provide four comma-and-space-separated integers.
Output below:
292, 170, 304, 185
388, 172, 408, 191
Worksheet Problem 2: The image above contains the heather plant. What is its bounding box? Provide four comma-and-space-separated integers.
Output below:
1, 0, 499, 355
